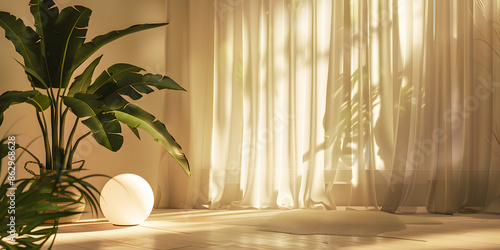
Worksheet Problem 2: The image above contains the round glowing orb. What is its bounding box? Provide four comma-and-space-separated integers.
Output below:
100, 173, 154, 225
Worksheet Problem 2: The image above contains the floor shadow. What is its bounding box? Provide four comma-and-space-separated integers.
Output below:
57, 221, 137, 234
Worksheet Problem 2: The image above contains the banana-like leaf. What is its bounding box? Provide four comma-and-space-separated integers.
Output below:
128, 125, 141, 139
0, 91, 51, 126
88, 63, 185, 109
87, 63, 143, 96
63, 94, 123, 151
0, 11, 47, 88
16, 59, 49, 88
111, 104, 190, 176
71, 23, 167, 72
68, 55, 103, 96
45, 5, 92, 88
29, 0, 59, 58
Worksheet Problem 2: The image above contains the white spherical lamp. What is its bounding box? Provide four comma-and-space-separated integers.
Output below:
100, 174, 154, 225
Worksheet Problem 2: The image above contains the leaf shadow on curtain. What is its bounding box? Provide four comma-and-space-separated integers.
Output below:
181, 0, 500, 215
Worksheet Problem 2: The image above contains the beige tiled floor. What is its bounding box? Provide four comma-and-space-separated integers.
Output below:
44, 209, 500, 249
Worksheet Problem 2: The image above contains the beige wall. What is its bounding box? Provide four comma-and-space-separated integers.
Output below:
0, 0, 185, 214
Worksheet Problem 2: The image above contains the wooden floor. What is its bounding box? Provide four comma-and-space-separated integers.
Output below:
45, 209, 500, 249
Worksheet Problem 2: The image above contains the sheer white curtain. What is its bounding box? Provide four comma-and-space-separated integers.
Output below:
163, 0, 500, 214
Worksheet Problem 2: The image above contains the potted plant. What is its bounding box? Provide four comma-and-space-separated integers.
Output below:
0, 138, 101, 249
0, 0, 190, 239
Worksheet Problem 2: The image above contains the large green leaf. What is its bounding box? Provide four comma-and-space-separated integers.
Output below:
86, 63, 144, 96
111, 104, 190, 176
68, 55, 103, 96
0, 138, 9, 163
71, 23, 167, 72
29, 0, 59, 58
16, 59, 49, 88
63, 94, 123, 151
45, 5, 92, 89
0, 11, 47, 88
0, 91, 51, 126
88, 63, 185, 109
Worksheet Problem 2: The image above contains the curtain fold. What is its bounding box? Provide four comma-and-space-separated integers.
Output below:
165, 0, 500, 214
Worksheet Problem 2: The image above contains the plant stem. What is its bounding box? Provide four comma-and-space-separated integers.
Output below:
67, 132, 91, 170
61, 81, 71, 98
36, 111, 52, 166
62, 117, 79, 170
73, 132, 91, 152
50, 88, 59, 171
55, 86, 66, 173
46, 87, 55, 107
59, 107, 70, 149
17, 145, 42, 165
47, 88, 56, 170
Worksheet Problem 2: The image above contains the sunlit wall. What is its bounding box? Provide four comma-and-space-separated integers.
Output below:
0, 0, 169, 216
